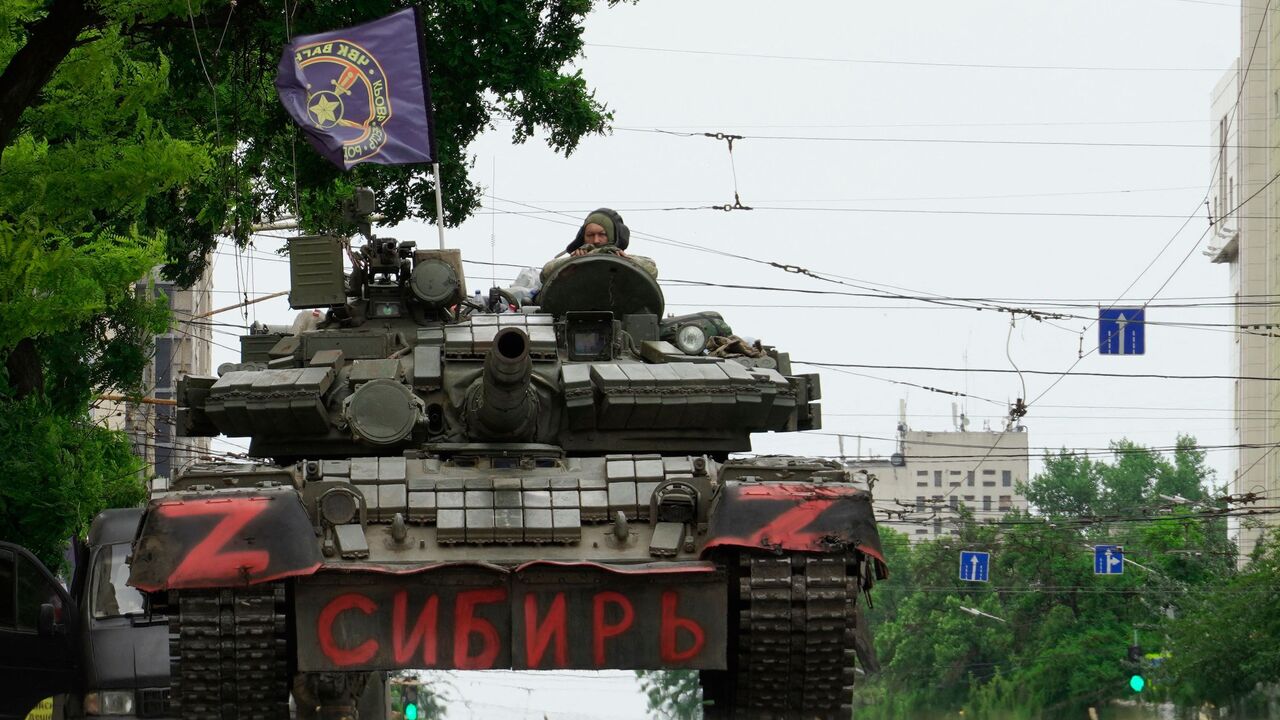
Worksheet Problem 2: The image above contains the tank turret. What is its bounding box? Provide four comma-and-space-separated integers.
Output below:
465, 327, 538, 440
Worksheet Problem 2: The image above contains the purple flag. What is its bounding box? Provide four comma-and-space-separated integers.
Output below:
275, 8, 436, 169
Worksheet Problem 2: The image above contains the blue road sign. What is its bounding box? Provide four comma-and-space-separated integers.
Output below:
959, 551, 990, 582
1099, 308, 1145, 356
1094, 544, 1124, 575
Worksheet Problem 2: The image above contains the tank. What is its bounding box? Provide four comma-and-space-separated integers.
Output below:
128, 201, 887, 719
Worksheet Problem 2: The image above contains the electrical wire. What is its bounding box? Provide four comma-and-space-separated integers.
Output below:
616, 126, 1276, 152
586, 43, 1229, 72
798, 360, 1274, 383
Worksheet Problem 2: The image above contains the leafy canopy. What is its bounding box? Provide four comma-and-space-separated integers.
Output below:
0, 0, 624, 568
855, 437, 1238, 719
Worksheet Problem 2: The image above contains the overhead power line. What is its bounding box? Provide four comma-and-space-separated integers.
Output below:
587, 42, 1227, 72
798, 360, 1265, 383
487, 204, 1280, 221
592, 120, 1208, 131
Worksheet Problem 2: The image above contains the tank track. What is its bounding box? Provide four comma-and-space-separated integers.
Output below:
168, 583, 291, 720
705, 551, 863, 719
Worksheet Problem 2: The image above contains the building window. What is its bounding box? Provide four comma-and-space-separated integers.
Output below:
933, 520, 942, 535
1219, 115, 1227, 217
982, 469, 995, 475
916, 470, 928, 476
916, 496, 925, 512
967, 470, 975, 486
934, 470, 942, 487
1002, 470, 1012, 487
916, 529, 928, 535
949, 496, 958, 510
999, 495, 1012, 511
916, 469, 928, 487
963, 495, 974, 502
983, 496, 992, 512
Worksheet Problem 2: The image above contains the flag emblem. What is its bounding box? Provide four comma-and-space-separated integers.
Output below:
294, 40, 391, 162
276, 9, 436, 169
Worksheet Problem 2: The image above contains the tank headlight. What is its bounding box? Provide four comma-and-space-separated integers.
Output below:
84, 690, 135, 715
320, 489, 359, 526
674, 324, 707, 355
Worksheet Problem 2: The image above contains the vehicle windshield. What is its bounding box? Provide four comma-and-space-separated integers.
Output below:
90, 543, 146, 619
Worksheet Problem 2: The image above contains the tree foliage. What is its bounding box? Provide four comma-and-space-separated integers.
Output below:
858, 436, 1242, 719
0, 395, 147, 570
0, 0, 623, 565
636, 670, 703, 719
1164, 533, 1280, 708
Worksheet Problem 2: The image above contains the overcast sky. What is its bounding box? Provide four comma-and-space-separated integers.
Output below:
210, 1, 1241, 714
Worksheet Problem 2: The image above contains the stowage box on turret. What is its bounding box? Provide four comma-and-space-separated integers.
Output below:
126, 207, 886, 718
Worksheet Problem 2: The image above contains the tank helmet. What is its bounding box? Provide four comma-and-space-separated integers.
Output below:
564, 208, 630, 255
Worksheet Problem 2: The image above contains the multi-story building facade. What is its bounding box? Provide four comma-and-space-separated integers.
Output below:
93, 267, 214, 481
848, 425, 1030, 543
1206, 3, 1280, 564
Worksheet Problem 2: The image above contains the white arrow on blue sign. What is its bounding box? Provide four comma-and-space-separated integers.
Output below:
1099, 308, 1145, 355
959, 551, 990, 582
1094, 545, 1124, 575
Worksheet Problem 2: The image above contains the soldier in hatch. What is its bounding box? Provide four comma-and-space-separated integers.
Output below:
540, 208, 657, 282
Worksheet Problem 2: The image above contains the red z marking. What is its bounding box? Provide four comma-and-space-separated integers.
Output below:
592, 591, 635, 667
317, 593, 379, 666
524, 593, 568, 669
745, 499, 836, 548
161, 498, 271, 587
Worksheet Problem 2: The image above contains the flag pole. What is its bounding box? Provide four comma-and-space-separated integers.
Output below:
432, 162, 446, 249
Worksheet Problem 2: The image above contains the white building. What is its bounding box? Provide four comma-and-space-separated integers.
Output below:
93, 266, 214, 481
1205, 2, 1280, 564
848, 423, 1030, 543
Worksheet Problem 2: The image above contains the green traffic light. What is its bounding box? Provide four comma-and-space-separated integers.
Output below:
1129, 674, 1146, 693
405, 702, 419, 720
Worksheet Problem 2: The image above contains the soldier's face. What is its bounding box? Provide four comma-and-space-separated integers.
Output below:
583, 223, 609, 247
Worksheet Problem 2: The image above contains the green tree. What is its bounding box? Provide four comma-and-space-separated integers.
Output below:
1017, 449, 1100, 518
1, 0, 625, 566
1166, 531, 1280, 708
636, 670, 703, 719
862, 437, 1231, 718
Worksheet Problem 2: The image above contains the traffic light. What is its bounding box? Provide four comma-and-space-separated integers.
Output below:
1126, 644, 1145, 693
398, 682, 420, 720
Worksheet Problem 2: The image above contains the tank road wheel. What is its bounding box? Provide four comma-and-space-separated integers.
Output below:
701, 551, 864, 719
168, 584, 291, 720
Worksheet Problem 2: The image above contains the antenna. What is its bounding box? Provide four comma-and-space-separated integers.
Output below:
489, 157, 497, 288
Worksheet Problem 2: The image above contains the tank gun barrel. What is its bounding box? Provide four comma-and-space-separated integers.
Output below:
468, 327, 538, 439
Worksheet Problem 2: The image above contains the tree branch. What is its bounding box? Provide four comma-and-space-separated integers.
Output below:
0, 0, 103, 151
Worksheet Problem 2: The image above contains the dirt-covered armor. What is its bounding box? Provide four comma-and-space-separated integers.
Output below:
129, 208, 886, 719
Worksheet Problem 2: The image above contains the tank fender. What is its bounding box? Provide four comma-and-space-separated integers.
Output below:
128, 487, 323, 592
702, 481, 887, 577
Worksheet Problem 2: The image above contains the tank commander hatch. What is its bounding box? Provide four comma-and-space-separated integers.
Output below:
540, 208, 658, 282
